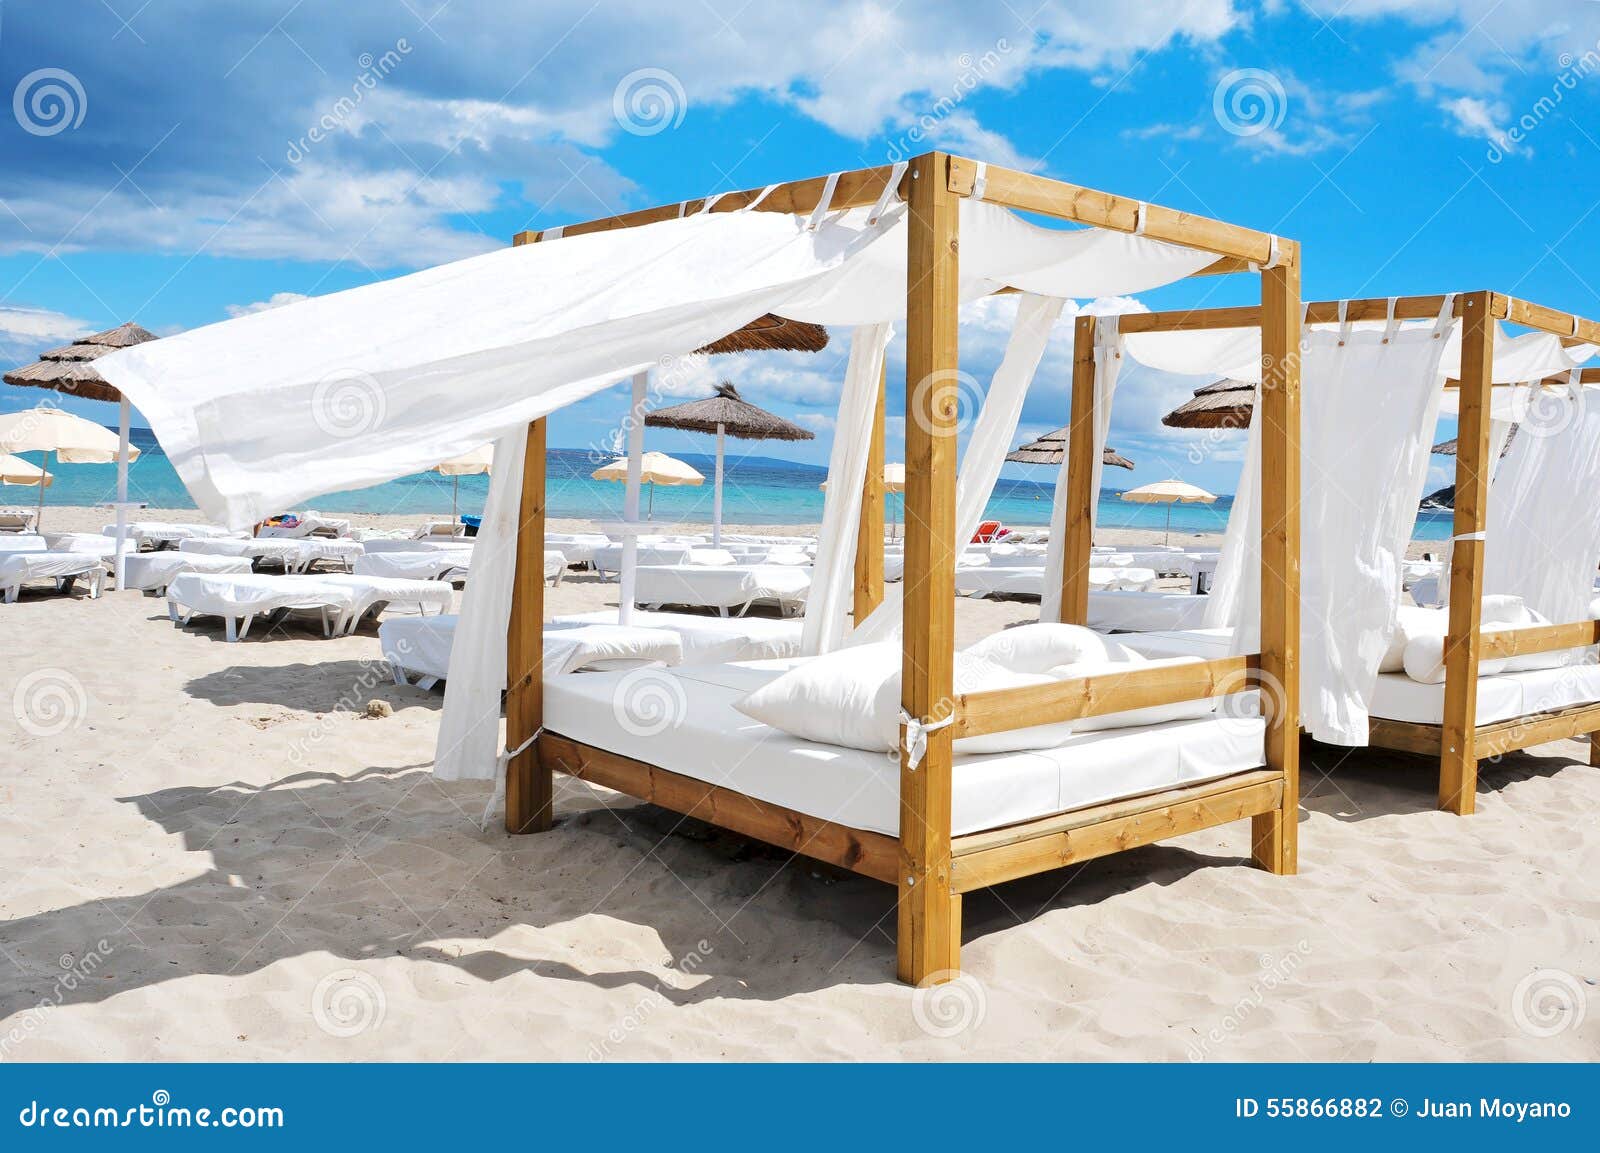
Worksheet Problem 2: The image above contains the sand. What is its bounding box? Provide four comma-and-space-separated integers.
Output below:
2, 509, 1596, 1061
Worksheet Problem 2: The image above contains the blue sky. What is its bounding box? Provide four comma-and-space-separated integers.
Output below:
3, 0, 1599, 497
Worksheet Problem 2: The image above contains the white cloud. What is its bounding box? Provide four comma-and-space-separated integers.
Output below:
0, 306, 95, 346
1441, 95, 1513, 150
226, 292, 311, 317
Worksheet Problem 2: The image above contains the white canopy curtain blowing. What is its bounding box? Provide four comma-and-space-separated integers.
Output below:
1482, 381, 1600, 626
847, 293, 1066, 646
1041, 314, 1121, 623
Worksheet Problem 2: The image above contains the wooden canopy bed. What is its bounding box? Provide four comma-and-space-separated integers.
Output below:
1114, 292, 1600, 816
497, 152, 1303, 985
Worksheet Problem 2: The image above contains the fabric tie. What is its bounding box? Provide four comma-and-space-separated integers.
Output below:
899, 709, 955, 769
481, 728, 542, 830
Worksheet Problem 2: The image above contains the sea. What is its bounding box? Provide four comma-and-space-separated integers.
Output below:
8, 428, 1459, 540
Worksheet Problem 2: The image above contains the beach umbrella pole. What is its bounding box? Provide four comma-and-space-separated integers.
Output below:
113, 398, 130, 589
712, 423, 724, 548
37, 450, 47, 533
452, 475, 460, 530
1164, 502, 1172, 548
619, 370, 647, 626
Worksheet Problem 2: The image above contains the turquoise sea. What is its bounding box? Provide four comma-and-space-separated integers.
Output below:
6, 428, 1458, 540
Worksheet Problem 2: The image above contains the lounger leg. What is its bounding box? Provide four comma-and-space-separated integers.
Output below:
389, 664, 408, 687
225, 617, 239, 643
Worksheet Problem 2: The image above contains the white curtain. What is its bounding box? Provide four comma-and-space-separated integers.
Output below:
800, 323, 893, 655
434, 429, 527, 781
1041, 316, 1122, 621
850, 294, 1066, 644
1298, 313, 1452, 744
1483, 384, 1600, 623
1202, 399, 1262, 646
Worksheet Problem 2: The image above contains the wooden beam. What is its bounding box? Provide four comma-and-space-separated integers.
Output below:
1473, 702, 1600, 760
950, 772, 1284, 893
540, 733, 900, 883
505, 418, 551, 834
1439, 291, 1496, 816
1505, 295, 1600, 343
853, 360, 887, 622
1120, 294, 1475, 335
513, 165, 909, 244
947, 157, 1278, 265
1479, 620, 1600, 661
1254, 245, 1301, 875
898, 152, 962, 986
1059, 316, 1097, 624
1367, 718, 1444, 757
954, 655, 1258, 738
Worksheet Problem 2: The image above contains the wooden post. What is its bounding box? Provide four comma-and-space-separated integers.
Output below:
1440, 292, 1496, 815
1252, 247, 1301, 875
898, 152, 961, 985
854, 361, 887, 622
1060, 316, 1098, 624
505, 418, 551, 834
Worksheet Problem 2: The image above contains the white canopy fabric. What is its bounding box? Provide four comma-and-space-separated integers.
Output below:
96, 199, 1215, 530
1483, 383, 1600, 624
1041, 316, 1122, 622
1203, 400, 1261, 637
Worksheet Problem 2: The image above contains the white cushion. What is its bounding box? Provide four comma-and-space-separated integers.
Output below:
1379, 604, 1447, 673
1400, 595, 1555, 684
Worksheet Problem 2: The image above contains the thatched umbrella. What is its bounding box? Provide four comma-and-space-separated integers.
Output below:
644, 380, 813, 546
695, 314, 827, 356
1004, 425, 1136, 470
5, 322, 159, 587
1161, 378, 1254, 429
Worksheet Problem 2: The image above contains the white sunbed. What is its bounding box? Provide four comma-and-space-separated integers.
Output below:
0, 534, 47, 553
955, 564, 1159, 601
543, 659, 1266, 838
355, 548, 474, 582
1, 551, 106, 602
256, 512, 352, 539
0, 509, 39, 533
592, 543, 695, 578
122, 552, 253, 595
167, 573, 358, 641
379, 615, 688, 689
634, 563, 811, 617
544, 533, 609, 568
1086, 590, 1212, 632
553, 608, 803, 664
177, 536, 362, 573
361, 537, 475, 554
43, 532, 138, 560
102, 522, 242, 549
311, 574, 455, 634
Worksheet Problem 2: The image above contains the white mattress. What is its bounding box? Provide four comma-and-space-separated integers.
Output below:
122, 552, 252, 592
356, 548, 473, 581
0, 534, 47, 552
379, 614, 687, 685
1117, 627, 1237, 661
167, 572, 358, 619
593, 544, 695, 575
313, 574, 454, 628
257, 514, 351, 538
1369, 666, 1600, 726
1087, 590, 1211, 632
1, 551, 103, 600
552, 609, 802, 664
544, 660, 1268, 837
44, 532, 136, 559
633, 564, 810, 612
363, 537, 478, 554
178, 537, 302, 564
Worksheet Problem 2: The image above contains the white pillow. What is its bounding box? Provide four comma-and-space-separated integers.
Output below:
1399, 596, 1553, 683
1380, 605, 1446, 673
962, 622, 1136, 673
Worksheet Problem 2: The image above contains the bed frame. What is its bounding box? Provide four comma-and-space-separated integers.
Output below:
1123, 292, 1600, 814
498, 152, 1303, 984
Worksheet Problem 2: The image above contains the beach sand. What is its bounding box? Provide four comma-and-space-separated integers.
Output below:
2, 510, 1595, 1061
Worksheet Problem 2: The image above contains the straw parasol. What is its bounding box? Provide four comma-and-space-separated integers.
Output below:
430, 444, 494, 528
592, 451, 702, 519
1161, 378, 1254, 429
1004, 426, 1136, 470
1120, 478, 1216, 546
0, 407, 141, 531
1, 453, 52, 487
645, 381, 814, 546
694, 314, 828, 356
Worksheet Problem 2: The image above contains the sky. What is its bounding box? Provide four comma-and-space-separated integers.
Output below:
3, 0, 1599, 498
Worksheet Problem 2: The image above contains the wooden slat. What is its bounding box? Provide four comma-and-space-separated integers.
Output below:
1440, 291, 1496, 816
948, 157, 1277, 265
898, 151, 962, 985
1367, 718, 1444, 757
1506, 296, 1600, 343
505, 418, 551, 833
513, 165, 908, 244
1479, 620, 1600, 660
1473, 702, 1600, 760
540, 733, 900, 883
853, 359, 886, 622
954, 655, 1258, 738
950, 772, 1284, 893
1059, 315, 1097, 624
1254, 247, 1301, 874
1120, 294, 1473, 335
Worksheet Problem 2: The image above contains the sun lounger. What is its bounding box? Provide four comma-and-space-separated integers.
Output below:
287, 538, 365, 572
954, 564, 1158, 601
101, 522, 242, 549
355, 548, 474, 582
43, 532, 138, 560
592, 543, 695, 578
544, 533, 608, 568
1, 551, 106, 602
633, 563, 811, 616
310, 573, 455, 634
256, 511, 352, 539
0, 509, 38, 533
166, 572, 359, 641
178, 537, 305, 570
0, 534, 47, 553
379, 614, 688, 689
122, 552, 253, 595
551, 608, 803, 664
